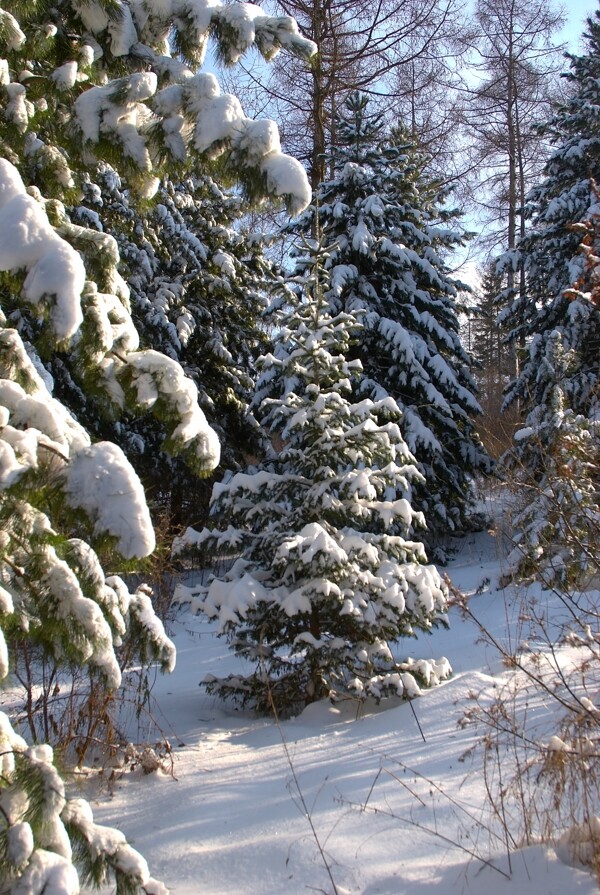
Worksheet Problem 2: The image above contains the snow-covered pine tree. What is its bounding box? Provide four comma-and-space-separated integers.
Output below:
174, 246, 451, 715
499, 10, 600, 421
1, 0, 314, 475
503, 331, 600, 588
2, 0, 315, 209
501, 205, 600, 587
71, 166, 276, 523
286, 93, 488, 548
0, 0, 315, 889
0, 159, 175, 893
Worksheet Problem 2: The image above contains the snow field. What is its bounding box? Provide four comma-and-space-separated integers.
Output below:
89, 527, 598, 895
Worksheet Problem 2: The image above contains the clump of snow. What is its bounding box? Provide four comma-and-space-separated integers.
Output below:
187, 74, 244, 154
7, 822, 34, 868
182, 72, 311, 213
261, 152, 312, 214
75, 74, 157, 171
128, 588, 176, 672
212, 251, 236, 277
0, 331, 91, 454
126, 349, 221, 469
0, 160, 85, 339
176, 309, 195, 346
278, 522, 348, 568
62, 798, 150, 881
52, 61, 79, 89
85, 283, 140, 360
215, 2, 265, 61
72, 0, 111, 38
5, 82, 32, 132
65, 442, 155, 559
9, 849, 79, 895
107, 0, 138, 56
0, 9, 26, 50
79, 43, 95, 67
579, 696, 598, 714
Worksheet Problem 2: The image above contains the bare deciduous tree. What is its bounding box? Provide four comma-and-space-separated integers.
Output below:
219, 0, 470, 189
462, 0, 566, 262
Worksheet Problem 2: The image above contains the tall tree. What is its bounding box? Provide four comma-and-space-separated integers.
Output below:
287, 94, 489, 548
72, 166, 277, 524
498, 20, 600, 581
463, 0, 565, 262
500, 10, 600, 424
0, 0, 314, 888
467, 261, 518, 456
221, 0, 468, 190
174, 249, 451, 714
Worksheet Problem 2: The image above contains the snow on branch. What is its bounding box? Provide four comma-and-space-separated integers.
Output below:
0, 158, 221, 476
68, 0, 315, 211
65, 442, 155, 559
124, 349, 221, 471
0, 160, 85, 340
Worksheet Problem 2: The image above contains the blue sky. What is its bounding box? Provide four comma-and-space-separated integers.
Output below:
562, 1, 598, 50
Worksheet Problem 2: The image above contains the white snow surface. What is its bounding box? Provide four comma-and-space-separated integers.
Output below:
78, 499, 598, 895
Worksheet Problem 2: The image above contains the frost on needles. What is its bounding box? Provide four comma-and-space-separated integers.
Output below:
175, 251, 451, 716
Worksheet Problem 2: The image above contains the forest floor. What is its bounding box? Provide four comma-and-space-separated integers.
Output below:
50, 487, 600, 892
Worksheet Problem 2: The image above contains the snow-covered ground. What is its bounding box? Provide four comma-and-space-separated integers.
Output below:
86, 506, 598, 895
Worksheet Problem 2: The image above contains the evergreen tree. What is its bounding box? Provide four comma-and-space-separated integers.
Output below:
470, 262, 506, 403
501, 12, 600, 586
0, 158, 175, 893
501, 201, 600, 587
72, 166, 276, 523
174, 249, 451, 715
504, 332, 600, 588
500, 10, 600, 420
0, 0, 315, 888
468, 261, 518, 456
287, 93, 489, 547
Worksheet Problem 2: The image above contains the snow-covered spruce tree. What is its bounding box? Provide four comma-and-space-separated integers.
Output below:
501, 212, 600, 587
499, 10, 600, 421
503, 331, 600, 587
72, 166, 276, 523
0, 1, 315, 890
174, 249, 451, 715
286, 93, 488, 548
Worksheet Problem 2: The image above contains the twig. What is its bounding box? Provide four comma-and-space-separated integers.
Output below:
266, 683, 340, 895
351, 800, 511, 880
